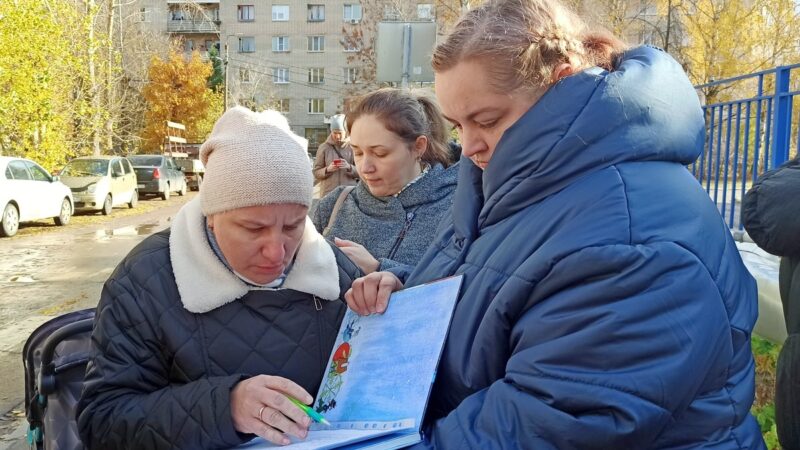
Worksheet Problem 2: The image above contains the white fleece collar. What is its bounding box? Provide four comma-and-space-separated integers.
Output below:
170, 197, 340, 313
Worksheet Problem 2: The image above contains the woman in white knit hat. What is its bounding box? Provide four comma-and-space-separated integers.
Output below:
76, 106, 362, 449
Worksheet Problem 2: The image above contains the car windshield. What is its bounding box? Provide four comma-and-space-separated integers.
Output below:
128, 155, 163, 167
61, 159, 109, 177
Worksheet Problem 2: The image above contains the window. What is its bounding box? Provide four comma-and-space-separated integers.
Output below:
417, 4, 434, 20
272, 5, 289, 21
384, 5, 400, 20
25, 162, 50, 182
7, 161, 31, 180
139, 7, 152, 22
239, 68, 252, 83
307, 5, 325, 21
272, 36, 290, 52
308, 98, 325, 114
342, 38, 360, 52
344, 67, 359, 84
305, 128, 328, 151
239, 36, 255, 53
273, 99, 290, 113
184, 39, 194, 52
343, 4, 362, 22
307, 35, 325, 52
273, 68, 289, 84
238, 5, 255, 21
170, 9, 186, 20
111, 160, 125, 178
308, 68, 325, 84
122, 158, 133, 175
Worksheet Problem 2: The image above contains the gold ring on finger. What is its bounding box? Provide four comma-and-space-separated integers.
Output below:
259, 405, 267, 422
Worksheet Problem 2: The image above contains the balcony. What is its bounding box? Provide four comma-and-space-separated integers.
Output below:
168, 19, 220, 33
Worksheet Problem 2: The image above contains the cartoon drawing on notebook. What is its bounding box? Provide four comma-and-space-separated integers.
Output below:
316, 316, 361, 413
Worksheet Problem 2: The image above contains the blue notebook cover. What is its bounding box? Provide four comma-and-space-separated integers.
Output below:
238, 275, 463, 450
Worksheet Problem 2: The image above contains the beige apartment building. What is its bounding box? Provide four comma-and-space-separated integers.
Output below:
130, 1, 437, 154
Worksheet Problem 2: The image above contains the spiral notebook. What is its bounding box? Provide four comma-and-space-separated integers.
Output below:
237, 275, 463, 450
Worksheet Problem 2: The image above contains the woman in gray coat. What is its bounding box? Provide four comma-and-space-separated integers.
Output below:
311, 88, 457, 275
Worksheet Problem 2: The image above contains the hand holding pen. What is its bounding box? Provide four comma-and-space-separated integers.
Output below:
230, 375, 317, 446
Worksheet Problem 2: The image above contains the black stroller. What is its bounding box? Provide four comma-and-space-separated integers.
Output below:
22, 309, 94, 450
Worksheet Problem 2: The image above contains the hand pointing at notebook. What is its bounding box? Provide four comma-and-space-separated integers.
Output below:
230, 375, 314, 446
345, 271, 404, 316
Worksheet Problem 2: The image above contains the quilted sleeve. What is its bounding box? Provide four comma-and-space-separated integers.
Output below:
415, 242, 754, 449
76, 276, 251, 450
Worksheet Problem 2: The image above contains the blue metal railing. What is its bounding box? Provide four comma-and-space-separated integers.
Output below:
693, 65, 800, 229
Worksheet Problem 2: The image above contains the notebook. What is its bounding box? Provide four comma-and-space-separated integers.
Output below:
237, 275, 463, 450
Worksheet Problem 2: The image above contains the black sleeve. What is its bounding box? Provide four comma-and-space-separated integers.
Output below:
742, 156, 800, 257
77, 275, 251, 450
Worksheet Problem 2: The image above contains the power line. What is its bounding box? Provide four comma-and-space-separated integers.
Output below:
227, 56, 353, 84
227, 58, 360, 95
227, 49, 363, 83
226, 59, 347, 96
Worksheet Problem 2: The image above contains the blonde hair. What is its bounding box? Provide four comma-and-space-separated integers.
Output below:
432, 0, 627, 92
345, 88, 452, 168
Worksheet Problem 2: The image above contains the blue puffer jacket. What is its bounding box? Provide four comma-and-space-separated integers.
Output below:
405, 46, 765, 449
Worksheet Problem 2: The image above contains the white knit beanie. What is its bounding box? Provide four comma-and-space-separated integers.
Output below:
199, 106, 312, 215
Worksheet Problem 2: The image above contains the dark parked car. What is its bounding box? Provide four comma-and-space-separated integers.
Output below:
128, 155, 187, 200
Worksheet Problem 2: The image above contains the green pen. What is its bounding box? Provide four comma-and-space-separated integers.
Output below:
288, 396, 331, 426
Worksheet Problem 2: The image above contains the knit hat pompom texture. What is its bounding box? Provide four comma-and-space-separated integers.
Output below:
200, 106, 312, 215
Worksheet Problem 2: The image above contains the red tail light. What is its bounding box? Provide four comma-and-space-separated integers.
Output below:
152, 168, 160, 179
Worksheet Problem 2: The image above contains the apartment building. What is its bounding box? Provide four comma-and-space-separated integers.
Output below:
130, 0, 378, 154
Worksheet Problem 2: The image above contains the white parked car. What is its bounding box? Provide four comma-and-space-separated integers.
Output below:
0, 156, 74, 237
59, 156, 138, 215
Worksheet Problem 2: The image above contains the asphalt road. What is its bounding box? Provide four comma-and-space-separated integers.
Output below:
0, 192, 197, 449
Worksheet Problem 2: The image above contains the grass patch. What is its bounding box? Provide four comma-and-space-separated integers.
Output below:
752, 335, 781, 449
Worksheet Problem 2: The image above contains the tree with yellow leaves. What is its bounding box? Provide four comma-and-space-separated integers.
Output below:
140, 50, 218, 152
0, 0, 80, 170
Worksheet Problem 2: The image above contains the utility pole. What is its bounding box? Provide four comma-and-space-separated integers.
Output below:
400, 23, 412, 89
223, 41, 229, 111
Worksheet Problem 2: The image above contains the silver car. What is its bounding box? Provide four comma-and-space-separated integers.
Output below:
59, 156, 138, 215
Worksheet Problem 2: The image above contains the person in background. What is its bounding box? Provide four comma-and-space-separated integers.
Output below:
313, 113, 358, 197
343, 0, 764, 448
743, 155, 800, 450
311, 88, 457, 275
77, 107, 361, 449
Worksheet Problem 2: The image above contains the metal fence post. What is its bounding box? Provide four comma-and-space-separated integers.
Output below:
771, 66, 791, 169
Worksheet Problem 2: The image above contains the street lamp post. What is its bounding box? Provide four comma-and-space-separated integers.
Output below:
223, 34, 242, 111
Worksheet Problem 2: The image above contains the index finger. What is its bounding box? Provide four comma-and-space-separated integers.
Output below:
261, 375, 313, 404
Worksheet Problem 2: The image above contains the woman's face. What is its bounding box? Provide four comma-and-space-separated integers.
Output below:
208, 203, 307, 284
435, 60, 541, 170
350, 114, 426, 197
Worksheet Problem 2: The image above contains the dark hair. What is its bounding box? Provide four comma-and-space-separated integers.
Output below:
345, 88, 452, 168
432, 0, 628, 92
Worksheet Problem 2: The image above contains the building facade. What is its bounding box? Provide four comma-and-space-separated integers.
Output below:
131, 0, 377, 154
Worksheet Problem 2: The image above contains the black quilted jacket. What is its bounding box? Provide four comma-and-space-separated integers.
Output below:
76, 229, 360, 449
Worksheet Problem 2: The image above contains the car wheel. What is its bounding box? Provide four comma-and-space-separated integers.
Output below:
195, 175, 203, 191
161, 186, 170, 201
179, 181, 186, 196
54, 198, 71, 226
1, 203, 19, 237
102, 194, 113, 215
129, 190, 138, 209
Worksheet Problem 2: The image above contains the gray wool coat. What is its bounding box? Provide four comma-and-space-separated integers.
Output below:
311, 163, 458, 273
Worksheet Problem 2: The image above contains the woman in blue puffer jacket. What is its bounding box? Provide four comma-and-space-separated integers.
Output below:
344, 0, 765, 448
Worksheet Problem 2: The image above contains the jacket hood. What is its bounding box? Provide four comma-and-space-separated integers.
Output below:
468, 46, 704, 232
169, 197, 340, 313
356, 162, 459, 214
